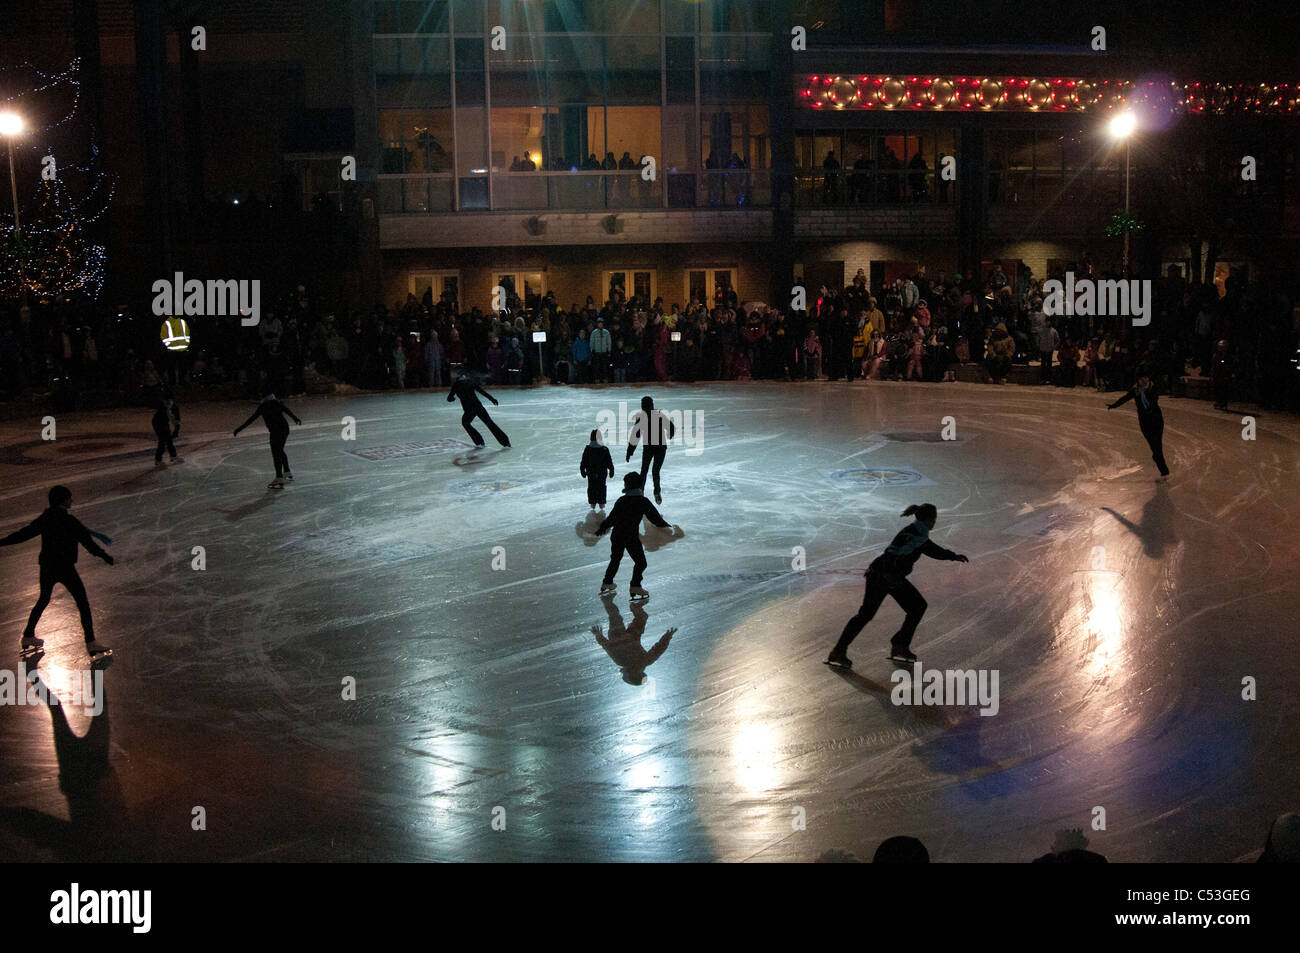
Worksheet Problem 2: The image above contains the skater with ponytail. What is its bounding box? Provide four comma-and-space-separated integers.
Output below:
234, 393, 303, 489
826, 503, 968, 667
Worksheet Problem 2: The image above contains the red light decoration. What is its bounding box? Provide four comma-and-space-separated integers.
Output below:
794, 75, 1298, 114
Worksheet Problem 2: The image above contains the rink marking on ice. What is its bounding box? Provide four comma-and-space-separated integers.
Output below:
467, 561, 611, 598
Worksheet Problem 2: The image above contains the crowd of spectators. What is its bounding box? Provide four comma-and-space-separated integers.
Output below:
1, 259, 1296, 412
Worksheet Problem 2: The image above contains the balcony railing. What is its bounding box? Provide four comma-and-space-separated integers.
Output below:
794, 168, 1127, 207
378, 170, 771, 213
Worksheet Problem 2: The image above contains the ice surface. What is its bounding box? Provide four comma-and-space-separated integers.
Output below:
0, 381, 1297, 861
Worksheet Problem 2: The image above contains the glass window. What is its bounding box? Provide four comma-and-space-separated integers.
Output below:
604, 270, 656, 304
664, 0, 697, 33
598, 106, 662, 171
457, 105, 488, 171
544, 35, 604, 103
375, 1, 400, 33
608, 0, 661, 34
606, 36, 661, 104
411, 271, 460, 300
701, 0, 745, 33
688, 270, 707, 303
451, 0, 484, 32
491, 107, 548, 171
414, 1, 451, 32
374, 38, 400, 74
662, 104, 697, 172
702, 106, 769, 168
489, 31, 547, 107
455, 37, 484, 70
666, 36, 694, 104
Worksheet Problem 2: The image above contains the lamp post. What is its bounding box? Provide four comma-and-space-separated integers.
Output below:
1108, 111, 1136, 277
0, 111, 26, 308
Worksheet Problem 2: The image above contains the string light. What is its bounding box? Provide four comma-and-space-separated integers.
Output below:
795, 75, 1298, 114
0, 60, 115, 303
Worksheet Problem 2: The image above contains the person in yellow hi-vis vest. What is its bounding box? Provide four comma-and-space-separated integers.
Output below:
160, 317, 191, 352
850, 320, 868, 381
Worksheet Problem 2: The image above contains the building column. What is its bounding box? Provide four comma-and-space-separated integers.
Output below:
769, 0, 795, 310
957, 124, 986, 282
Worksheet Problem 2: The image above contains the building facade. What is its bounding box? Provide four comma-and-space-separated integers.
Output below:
368, 0, 1300, 313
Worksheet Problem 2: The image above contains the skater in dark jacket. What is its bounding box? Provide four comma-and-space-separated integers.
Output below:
827, 503, 968, 667
152, 392, 182, 465
580, 429, 615, 510
1108, 373, 1170, 477
448, 373, 510, 448
234, 393, 302, 488
0, 485, 115, 657
626, 395, 675, 503
595, 472, 679, 599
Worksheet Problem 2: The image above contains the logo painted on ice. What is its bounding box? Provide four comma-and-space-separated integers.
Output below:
594, 401, 704, 456
825, 467, 933, 488
151, 271, 261, 326
1042, 271, 1151, 326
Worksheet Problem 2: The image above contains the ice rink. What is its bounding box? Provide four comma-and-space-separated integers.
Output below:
1, 380, 1297, 862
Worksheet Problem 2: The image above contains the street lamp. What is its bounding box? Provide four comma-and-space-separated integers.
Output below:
1109, 111, 1136, 276
0, 111, 26, 306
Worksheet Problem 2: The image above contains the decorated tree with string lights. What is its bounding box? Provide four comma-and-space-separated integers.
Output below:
0, 59, 115, 304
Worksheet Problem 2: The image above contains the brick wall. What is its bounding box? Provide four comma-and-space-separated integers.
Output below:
379, 209, 773, 249
382, 242, 773, 312
797, 240, 960, 288
793, 206, 957, 242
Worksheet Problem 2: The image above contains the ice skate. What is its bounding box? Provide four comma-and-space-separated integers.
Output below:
171, 456, 184, 464
629, 586, 650, 601
284, 471, 293, 481
268, 479, 285, 489
888, 646, 919, 664
155, 459, 166, 468
19, 636, 44, 663
824, 649, 852, 669
87, 640, 114, 664
600, 582, 617, 597
654, 491, 662, 504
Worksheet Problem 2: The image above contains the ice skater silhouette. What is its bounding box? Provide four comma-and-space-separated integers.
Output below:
826, 503, 968, 667
626, 395, 674, 503
448, 373, 510, 448
233, 393, 302, 489
1108, 373, 1170, 478
592, 600, 676, 685
0, 485, 115, 657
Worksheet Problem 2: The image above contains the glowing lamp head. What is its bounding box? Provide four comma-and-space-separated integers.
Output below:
1109, 112, 1137, 139
0, 112, 24, 137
